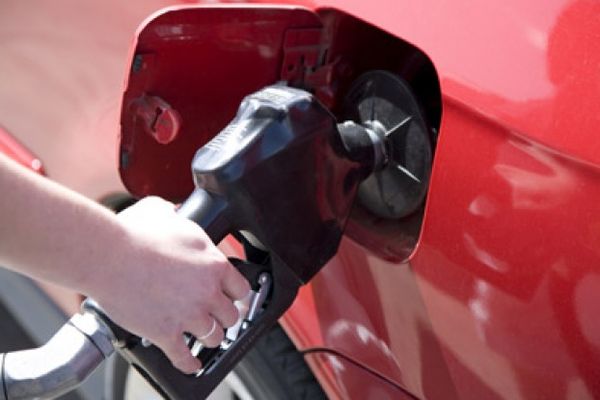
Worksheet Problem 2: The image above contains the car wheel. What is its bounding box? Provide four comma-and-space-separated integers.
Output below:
105, 324, 326, 400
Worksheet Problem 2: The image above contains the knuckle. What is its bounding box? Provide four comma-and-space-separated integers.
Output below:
199, 313, 215, 333
222, 304, 239, 328
202, 284, 219, 300
193, 314, 213, 335
231, 279, 251, 300
190, 307, 209, 324
191, 234, 209, 250
238, 278, 251, 297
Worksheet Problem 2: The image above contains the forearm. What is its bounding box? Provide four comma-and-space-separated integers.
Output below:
0, 152, 127, 296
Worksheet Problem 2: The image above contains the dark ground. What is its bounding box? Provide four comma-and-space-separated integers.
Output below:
0, 301, 35, 352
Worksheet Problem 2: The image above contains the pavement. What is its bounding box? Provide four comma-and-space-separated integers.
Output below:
0, 301, 34, 352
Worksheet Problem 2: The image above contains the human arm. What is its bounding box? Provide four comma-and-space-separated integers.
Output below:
0, 152, 250, 373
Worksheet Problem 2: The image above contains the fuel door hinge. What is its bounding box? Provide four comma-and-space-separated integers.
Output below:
280, 28, 340, 108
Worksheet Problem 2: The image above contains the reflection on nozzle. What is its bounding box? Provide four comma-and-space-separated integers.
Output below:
240, 230, 266, 251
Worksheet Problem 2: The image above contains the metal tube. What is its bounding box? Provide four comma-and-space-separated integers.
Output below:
1, 313, 114, 400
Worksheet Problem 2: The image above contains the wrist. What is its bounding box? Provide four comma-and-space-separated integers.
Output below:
74, 213, 136, 300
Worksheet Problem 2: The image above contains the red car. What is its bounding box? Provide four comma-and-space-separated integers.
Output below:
1, 1, 599, 399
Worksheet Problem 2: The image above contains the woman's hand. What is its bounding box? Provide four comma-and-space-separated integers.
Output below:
0, 154, 247, 373
90, 197, 250, 374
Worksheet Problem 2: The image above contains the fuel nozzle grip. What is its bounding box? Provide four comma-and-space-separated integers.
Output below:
86, 85, 382, 400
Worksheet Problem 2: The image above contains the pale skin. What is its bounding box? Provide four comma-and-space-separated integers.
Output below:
0, 153, 250, 374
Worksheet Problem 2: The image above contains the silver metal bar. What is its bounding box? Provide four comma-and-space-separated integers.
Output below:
225, 292, 253, 344
1, 313, 114, 400
0, 268, 107, 400
246, 273, 271, 322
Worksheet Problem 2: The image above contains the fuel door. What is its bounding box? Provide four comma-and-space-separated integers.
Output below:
119, 5, 324, 201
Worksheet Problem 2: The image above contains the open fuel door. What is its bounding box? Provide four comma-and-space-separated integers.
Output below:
119, 5, 325, 201
112, 5, 438, 400
114, 6, 378, 400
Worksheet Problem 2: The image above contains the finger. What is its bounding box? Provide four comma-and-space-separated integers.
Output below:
210, 292, 241, 328
136, 196, 175, 215
222, 263, 251, 301
160, 335, 201, 374
191, 317, 224, 348
117, 196, 174, 219
143, 195, 175, 209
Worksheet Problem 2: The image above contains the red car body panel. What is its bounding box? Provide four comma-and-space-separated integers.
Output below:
2, 1, 599, 399
304, 352, 417, 399
289, 0, 600, 167
0, 126, 45, 174
284, 102, 600, 398
119, 6, 326, 201
277, 1, 600, 398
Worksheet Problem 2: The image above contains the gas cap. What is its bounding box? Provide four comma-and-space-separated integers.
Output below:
341, 70, 433, 219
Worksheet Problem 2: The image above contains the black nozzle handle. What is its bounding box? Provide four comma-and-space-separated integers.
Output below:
83, 186, 256, 400
101, 259, 299, 400
176, 188, 231, 244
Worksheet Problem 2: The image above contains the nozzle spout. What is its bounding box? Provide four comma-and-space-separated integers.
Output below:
337, 120, 387, 175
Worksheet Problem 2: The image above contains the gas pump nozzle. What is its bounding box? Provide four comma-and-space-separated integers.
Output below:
0, 85, 386, 400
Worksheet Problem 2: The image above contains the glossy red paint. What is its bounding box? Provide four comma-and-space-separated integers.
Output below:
275, 1, 600, 398
281, 237, 457, 399
117, 2, 600, 399
260, 0, 600, 168
3, 0, 599, 399
118, 5, 441, 204
304, 352, 417, 399
119, 6, 323, 200
284, 101, 600, 398
0, 126, 45, 174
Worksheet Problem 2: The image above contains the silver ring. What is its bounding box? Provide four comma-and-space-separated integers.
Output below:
197, 318, 217, 340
